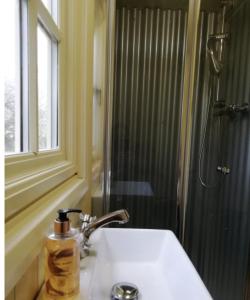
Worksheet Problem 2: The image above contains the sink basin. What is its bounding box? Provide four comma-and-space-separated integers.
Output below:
81, 228, 212, 300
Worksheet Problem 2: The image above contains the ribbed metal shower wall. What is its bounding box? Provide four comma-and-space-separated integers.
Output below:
110, 7, 187, 230
184, 11, 222, 298
185, 3, 250, 300
221, 1, 250, 298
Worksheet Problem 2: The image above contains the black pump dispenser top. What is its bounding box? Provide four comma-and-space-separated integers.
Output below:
54, 208, 82, 234
57, 208, 82, 221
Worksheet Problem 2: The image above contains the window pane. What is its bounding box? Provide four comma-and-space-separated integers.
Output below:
41, 0, 50, 10
4, 0, 28, 155
37, 24, 58, 151
41, 0, 58, 24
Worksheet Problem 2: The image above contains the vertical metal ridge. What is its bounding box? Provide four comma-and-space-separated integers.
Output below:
156, 9, 172, 226
128, 8, 137, 182
148, 8, 160, 183
154, 9, 167, 193
147, 9, 160, 226
157, 9, 171, 193
142, 9, 154, 183
168, 10, 183, 223
116, 8, 125, 181
121, 9, 130, 181
111, 8, 120, 182
130, 9, 142, 180
138, 8, 149, 182
162, 9, 175, 207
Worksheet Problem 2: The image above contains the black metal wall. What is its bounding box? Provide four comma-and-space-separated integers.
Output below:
110, 7, 187, 230
184, 1, 250, 299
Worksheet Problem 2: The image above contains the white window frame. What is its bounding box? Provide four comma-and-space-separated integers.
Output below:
5, 0, 77, 220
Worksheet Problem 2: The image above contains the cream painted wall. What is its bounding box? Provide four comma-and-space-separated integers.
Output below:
92, 0, 107, 162
5, 0, 97, 298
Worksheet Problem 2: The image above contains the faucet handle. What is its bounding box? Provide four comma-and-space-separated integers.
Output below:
79, 214, 97, 259
80, 213, 97, 222
80, 213, 90, 222
80, 213, 97, 231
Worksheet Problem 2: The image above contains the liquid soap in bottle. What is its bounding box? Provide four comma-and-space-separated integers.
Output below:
44, 209, 82, 299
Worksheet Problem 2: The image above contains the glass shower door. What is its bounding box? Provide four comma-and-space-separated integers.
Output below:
109, 3, 188, 230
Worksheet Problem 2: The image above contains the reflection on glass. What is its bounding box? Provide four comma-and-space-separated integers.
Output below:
4, 0, 21, 154
37, 24, 58, 151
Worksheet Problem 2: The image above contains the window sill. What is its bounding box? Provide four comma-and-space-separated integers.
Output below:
5, 175, 88, 295
5, 159, 77, 220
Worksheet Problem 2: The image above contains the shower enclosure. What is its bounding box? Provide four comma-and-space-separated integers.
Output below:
102, 0, 250, 299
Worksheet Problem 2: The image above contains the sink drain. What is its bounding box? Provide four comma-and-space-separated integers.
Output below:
111, 282, 139, 300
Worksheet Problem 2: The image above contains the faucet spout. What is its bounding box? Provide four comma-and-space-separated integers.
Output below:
82, 209, 129, 239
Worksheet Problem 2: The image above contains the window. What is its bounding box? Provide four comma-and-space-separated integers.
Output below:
4, 0, 28, 154
4, 0, 74, 220
4, 0, 59, 155
41, 0, 58, 24
37, 24, 58, 150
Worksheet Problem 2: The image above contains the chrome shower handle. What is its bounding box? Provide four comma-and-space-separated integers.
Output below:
217, 166, 230, 175
208, 33, 230, 41
214, 102, 249, 116
231, 103, 249, 113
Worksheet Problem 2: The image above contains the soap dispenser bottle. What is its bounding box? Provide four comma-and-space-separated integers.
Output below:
44, 209, 82, 299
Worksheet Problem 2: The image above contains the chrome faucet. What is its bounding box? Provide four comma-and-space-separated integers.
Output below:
79, 209, 129, 258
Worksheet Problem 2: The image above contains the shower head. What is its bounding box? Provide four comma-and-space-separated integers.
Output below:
207, 33, 229, 75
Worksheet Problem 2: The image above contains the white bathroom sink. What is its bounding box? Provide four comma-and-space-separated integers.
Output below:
80, 228, 212, 300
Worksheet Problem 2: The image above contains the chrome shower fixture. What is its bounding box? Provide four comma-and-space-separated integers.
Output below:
214, 102, 249, 117
209, 33, 230, 40
207, 33, 229, 75
220, 0, 233, 6
217, 166, 230, 175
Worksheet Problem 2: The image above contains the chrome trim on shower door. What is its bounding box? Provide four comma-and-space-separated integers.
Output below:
103, 0, 116, 214
177, 0, 201, 242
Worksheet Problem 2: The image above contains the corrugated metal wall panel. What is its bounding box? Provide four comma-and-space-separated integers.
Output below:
185, 3, 250, 299
110, 7, 187, 230
221, 2, 250, 298
109, 3, 250, 299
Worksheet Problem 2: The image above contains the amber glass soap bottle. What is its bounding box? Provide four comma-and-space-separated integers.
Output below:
44, 209, 82, 299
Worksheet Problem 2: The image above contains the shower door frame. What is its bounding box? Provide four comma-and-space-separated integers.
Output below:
177, 0, 201, 243
103, 0, 116, 214
103, 0, 201, 243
